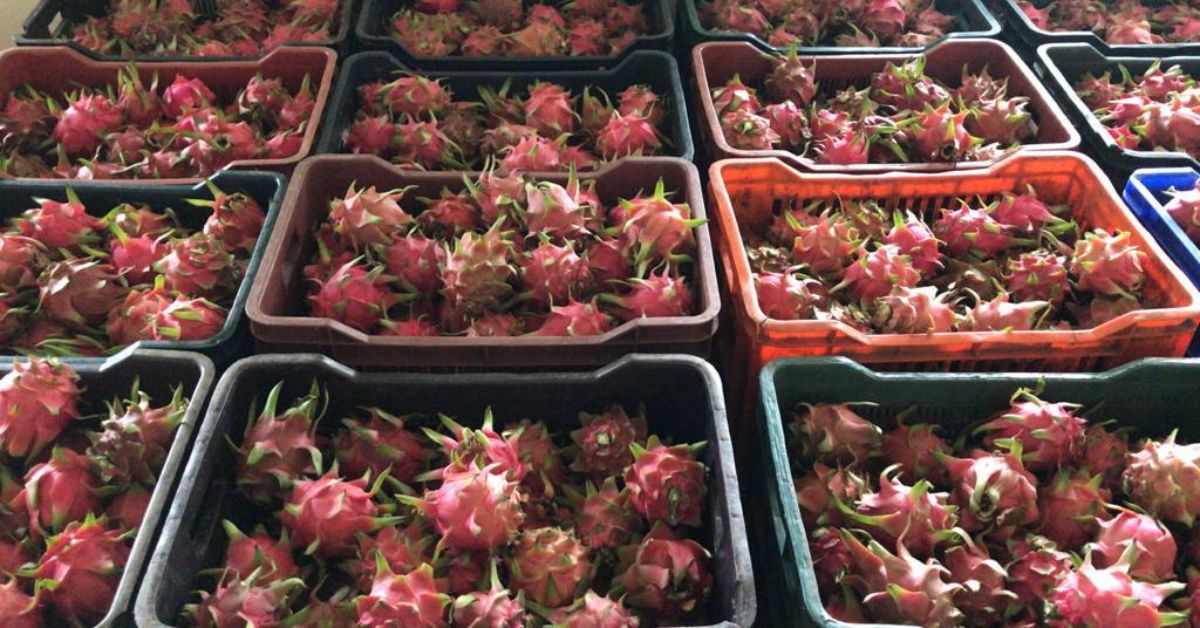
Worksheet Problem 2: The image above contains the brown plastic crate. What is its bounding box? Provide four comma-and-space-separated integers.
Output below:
246, 155, 719, 368
692, 39, 1080, 173
0, 46, 337, 182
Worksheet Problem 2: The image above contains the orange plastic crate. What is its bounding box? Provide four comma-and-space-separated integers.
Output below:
710, 152, 1200, 376
692, 39, 1080, 173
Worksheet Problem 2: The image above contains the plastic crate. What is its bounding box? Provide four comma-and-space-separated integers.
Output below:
17, 0, 359, 61
1124, 167, 1200, 355
678, 0, 1000, 53
1037, 42, 1200, 180
0, 46, 337, 182
0, 171, 285, 365
708, 151, 1200, 384
692, 39, 1080, 173
315, 50, 694, 164
135, 353, 755, 628
354, 0, 673, 71
245, 155, 720, 368
994, 0, 1200, 58
23, 349, 215, 628
755, 355, 1200, 627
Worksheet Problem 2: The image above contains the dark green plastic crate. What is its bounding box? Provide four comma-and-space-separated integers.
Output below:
755, 355, 1200, 627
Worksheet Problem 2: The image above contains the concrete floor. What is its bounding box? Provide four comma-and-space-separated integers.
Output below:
2, 0, 41, 49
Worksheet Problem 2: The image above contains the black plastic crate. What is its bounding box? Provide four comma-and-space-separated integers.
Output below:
0, 171, 286, 365
995, 0, 1200, 58
354, 0, 673, 71
25, 349, 215, 628
1037, 42, 1200, 181
315, 49, 694, 164
678, 0, 1000, 54
18, 0, 359, 61
136, 353, 755, 627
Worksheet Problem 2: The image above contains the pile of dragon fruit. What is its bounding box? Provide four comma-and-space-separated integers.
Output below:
1076, 63, 1200, 158
712, 53, 1038, 164
0, 359, 189, 626
303, 174, 701, 337
343, 75, 667, 172
0, 66, 316, 180
699, 0, 959, 48
0, 184, 264, 355
745, 187, 1153, 332
1017, 0, 1200, 44
792, 387, 1200, 625
1165, 179, 1200, 246
392, 0, 648, 58
187, 384, 713, 625
68, 0, 343, 58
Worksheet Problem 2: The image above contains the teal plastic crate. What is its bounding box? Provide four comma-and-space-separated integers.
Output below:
755, 356, 1200, 627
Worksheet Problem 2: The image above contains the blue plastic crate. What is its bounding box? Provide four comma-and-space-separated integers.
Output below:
1124, 168, 1200, 355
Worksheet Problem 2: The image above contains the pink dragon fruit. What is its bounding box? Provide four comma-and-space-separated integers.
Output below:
1071, 229, 1147, 296
280, 471, 390, 560
1007, 250, 1070, 305
815, 133, 871, 165
525, 181, 588, 238
880, 420, 950, 485
978, 387, 1086, 472
839, 531, 964, 626
507, 527, 593, 608
330, 184, 414, 248
1165, 180, 1200, 242
617, 524, 712, 621
571, 404, 648, 479
200, 186, 266, 254
796, 464, 869, 529
532, 298, 614, 336
523, 82, 576, 136
884, 212, 943, 276
1050, 552, 1186, 627
0, 358, 81, 460
943, 535, 1017, 622
596, 112, 663, 159
222, 521, 298, 584
1090, 508, 1178, 583
1123, 432, 1200, 526
506, 419, 565, 499
721, 109, 780, 150
765, 49, 817, 106
790, 211, 863, 277
624, 437, 707, 527
383, 233, 442, 295
963, 293, 1051, 332
308, 260, 396, 333
423, 411, 524, 480
344, 116, 397, 156
110, 234, 167, 285
934, 203, 1024, 258
605, 272, 694, 321
21, 447, 99, 536
839, 467, 957, 556
712, 75, 762, 116
1005, 534, 1074, 608
837, 245, 922, 302
381, 75, 452, 119
88, 382, 186, 485
792, 403, 882, 464
574, 478, 642, 549
236, 382, 323, 505
156, 233, 239, 299
0, 578, 38, 628
551, 591, 639, 627
762, 101, 809, 150
872, 286, 958, 334
54, 93, 123, 156
992, 190, 1067, 234
406, 463, 525, 551
754, 270, 823, 319
1035, 470, 1110, 551
157, 296, 228, 341
440, 225, 516, 315
419, 190, 480, 236
518, 240, 591, 306
910, 104, 976, 162
0, 235, 46, 294
188, 571, 304, 627
162, 75, 216, 118
452, 561, 526, 626
356, 563, 451, 625
940, 449, 1040, 533
350, 520, 434, 591
334, 408, 432, 482
17, 191, 103, 250
36, 517, 131, 625
37, 259, 126, 331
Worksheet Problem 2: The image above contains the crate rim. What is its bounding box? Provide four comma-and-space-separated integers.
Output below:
707, 151, 1200, 346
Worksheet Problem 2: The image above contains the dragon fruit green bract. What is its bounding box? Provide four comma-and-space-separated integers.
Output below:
185, 383, 715, 625
66, 0, 344, 58
0, 183, 263, 355
699, 0, 960, 48
742, 182, 1154, 333
391, 1, 649, 58
0, 65, 316, 180
712, 53, 1039, 165
791, 386, 1200, 626
302, 175, 701, 336
0, 358, 189, 625
343, 75, 669, 171
1016, 0, 1200, 45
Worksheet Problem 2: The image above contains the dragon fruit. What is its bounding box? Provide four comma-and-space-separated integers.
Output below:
221, 521, 298, 584
189, 571, 305, 627
839, 467, 957, 556
1050, 552, 1186, 627
507, 527, 593, 608
279, 471, 390, 560
235, 382, 323, 505
837, 245, 922, 302
110, 234, 167, 285
0, 578, 38, 628
552, 591, 639, 627
439, 225, 516, 316
574, 478, 642, 549
1090, 509, 1179, 583
88, 382, 186, 485
978, 387, 1086, 472
1035, 470, 1110, 551
54, 94, 123, 156
452, 561, 526, 626
533, 298, 614, 336
200, 185, 266, 254
156, 233, 239, 300
909, 104, 975, 162
35, 517, 131, 625
524, 82, 576, 136
791, 403, 882, 464
1165, 180, 1200, 242
754, 270, 823, 320
1007, 250, 1070, 305
872, 286, 957, 334
617, 524, 712, 621
624, 437, 707, 527
1123, 432, 1200, 526
1005, 535, 1074, 608
0, 235, 46, 294
308, 260, 396, 333
879, 420, 949, 485
1071, 229, 1147, 296
571, 405, 648, 479
407, 464, 525, 551
356, 563, 451, 625
17, 191, 102, 250
963, 293, 1051, 332
605, 272, 693, 321
940, 448, 1040, 533
37, 259, 126, 331
884, 212, 943, 276
156, 295, 228, 341
21, 447, 99, 536
838, 531, 963, 626
934, 203, 1024, 259
518, 240, 591, 306
334, 408, 432, 482
790, 210, 863, 277
943, 535, 1016, 622
329, 184, 414, 249
350, 520, 433, 591
0, 358, 81, 460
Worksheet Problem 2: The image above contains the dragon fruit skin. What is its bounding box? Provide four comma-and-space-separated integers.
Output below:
507, 526, 593, 608
1050, 552, 1186, 627
943, 536, 1017, 622
452, 561, 526, 627
17, 192, 103, 251
162, 75, 216, 119
0, 235, 46, 294
88, 383, 186, 486
1035, 470, 1110, 551
879, 420, 950, 485
532, 299, 614, 336
624, 437, 708, 527
596, 111, 663, 160
0, 578, 38, 628
570, 404, 648, 479
235, 381, 322, 506
330, 185, 414, 249
839, 467, 957, 557
575, 477, 642, 550
350, 520, 434, 592
188, 572, 305, 628
333, 408, 432, 483
884, 213, 943, 277
1123, 432, 1200, 527
1005, 534, 1073, 609
440, 226, 517, 317
409, 464, 525, 552
222, 521, 299, 585
838, 531, 964, 626
552, 591, 639, 627
617, 524, 712, 621
1090, 509, 1178, 583
940, 449, 1040, 533
37, 259, 127, 331
791, 211, 863, 277
21, 447, 99, 536
753, 271, 823, 320
54, 94, 123, 156
872, 286, 958, 334
1071, 229, 1147, 297
1008, 250, 1070, 305
519, 241, 591, 306
606, 272, 694, 321
201, 187, 266, 255
35, 517, 131, 625
795, 464, 868, 530
838, 245, 921, 303
356, 563, 451, 626
156, 233, 239, 300
791, 403, 882, 465
0, 358, 81, 460
934, 204, 1022, 259
1165, 181, 1200, 243
279, 471, 386, 560
308, 261, 395, 333
110, 235, 167, 285
977, 387, 1086, 472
